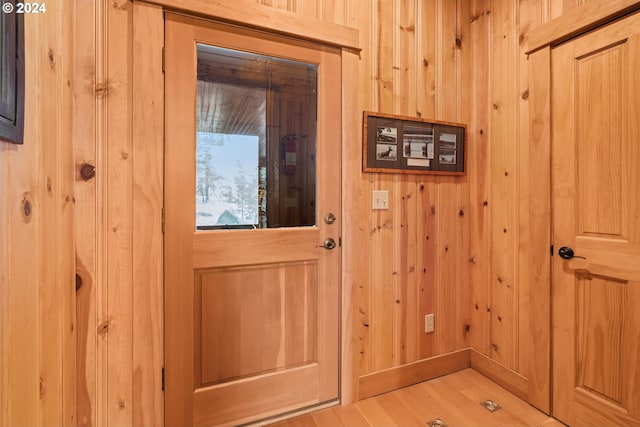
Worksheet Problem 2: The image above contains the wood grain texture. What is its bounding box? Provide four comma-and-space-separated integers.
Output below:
273, 369, 564, 427
468, 0, 491, 357
0, 1, 75, 426
551, 13, 640, 424
196, 263, 318, 385
132, 3, 164, 426
525, 45, 552, 413
137, 0, 359, 50
74, 0, 99, 425
526, 0, 640, 52
164, 13, 341, 425
340, 45, 364, 404
106, 2, 135, 426
358, 349, 470, 400
354, 0, 474, 391
489, 0, 518, 370
14, 1, 634, 425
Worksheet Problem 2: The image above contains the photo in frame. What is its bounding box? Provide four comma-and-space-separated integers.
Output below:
363, 111, 466, 175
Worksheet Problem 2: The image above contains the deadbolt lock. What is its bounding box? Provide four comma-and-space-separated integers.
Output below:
324, 213, 336, 224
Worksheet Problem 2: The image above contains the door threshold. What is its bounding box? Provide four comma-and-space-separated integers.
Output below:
240, 399, 340, 426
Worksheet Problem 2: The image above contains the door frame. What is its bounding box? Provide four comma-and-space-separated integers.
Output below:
525, 0, 640, 417
149, 3, 363, 423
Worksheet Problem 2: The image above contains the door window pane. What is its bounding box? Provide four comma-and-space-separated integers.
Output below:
196, 132, 260, 228
196, 44, 317, 230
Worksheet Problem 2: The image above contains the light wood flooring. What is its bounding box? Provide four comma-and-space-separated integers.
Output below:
269, 369, 565, 427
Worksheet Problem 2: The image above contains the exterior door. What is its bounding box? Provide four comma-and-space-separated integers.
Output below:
552, 12, 640, 427
164, 13, 341, 427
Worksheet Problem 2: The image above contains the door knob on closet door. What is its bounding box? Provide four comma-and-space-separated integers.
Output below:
558, 246, 586, 260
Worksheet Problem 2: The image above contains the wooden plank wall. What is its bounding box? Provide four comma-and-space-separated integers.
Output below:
73, 1, 164, 426
349, 0, 474, 380
0, 1, 75, 426
0, 1, 608, 427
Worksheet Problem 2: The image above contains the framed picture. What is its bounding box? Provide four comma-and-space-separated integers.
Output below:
0, 7, 24, 144
363, 111, 466, 175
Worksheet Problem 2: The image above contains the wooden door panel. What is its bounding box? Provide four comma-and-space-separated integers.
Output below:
552, 11, 640, 427
193, 229, 319, 268
193, 365, 320, 427
196, 262, 318, 385
165, 13, 341, 426
576, 274, 624, 402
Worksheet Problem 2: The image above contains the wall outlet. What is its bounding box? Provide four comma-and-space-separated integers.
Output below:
425, 314, 435, 333
372, 190, 389, 210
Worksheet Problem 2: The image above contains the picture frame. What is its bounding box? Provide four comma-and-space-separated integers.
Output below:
0, 7, 24, 144
363, 111, 466, 175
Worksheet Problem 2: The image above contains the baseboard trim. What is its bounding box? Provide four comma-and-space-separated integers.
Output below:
469, 349, 529, 401
358, 349, 471, 400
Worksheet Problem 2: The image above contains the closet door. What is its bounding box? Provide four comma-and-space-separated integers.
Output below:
552, 11, 640, 427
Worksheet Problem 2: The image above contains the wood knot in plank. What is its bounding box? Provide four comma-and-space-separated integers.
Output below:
80, 163, 96, 181
455, 36, 462, 48
95, 82, 109, 98
97, 320, 111, 338
48, 49, 55, 68
21, 193, 32, 223
40, 377, 45, 399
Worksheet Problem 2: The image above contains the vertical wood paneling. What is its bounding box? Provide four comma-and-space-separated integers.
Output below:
40, 2, 76, 425
395, 0, 418, 366
75, 0, 99, 424
369, 0, 396, 374
434, 0, 461, 355
1, 0, 604, 422
341, 45, 364, 402
489, 0, 518, 369
468, 0, 492, 356
455, 0, 472, 352
516, 0, 553, 412
526, 45, 552, 412
416, 0, 437, 362
132, 3, 164, 426
353, 0, 477, 383
0, 1, 75, 426
106, 2, 134, 426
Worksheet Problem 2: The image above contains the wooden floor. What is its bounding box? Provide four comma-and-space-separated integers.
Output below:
269, 369, 565, 427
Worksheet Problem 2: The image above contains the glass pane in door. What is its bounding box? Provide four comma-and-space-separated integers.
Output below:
196, 44, 318, 230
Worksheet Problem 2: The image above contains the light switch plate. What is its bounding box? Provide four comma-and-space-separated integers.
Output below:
372, 190, 389, 210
